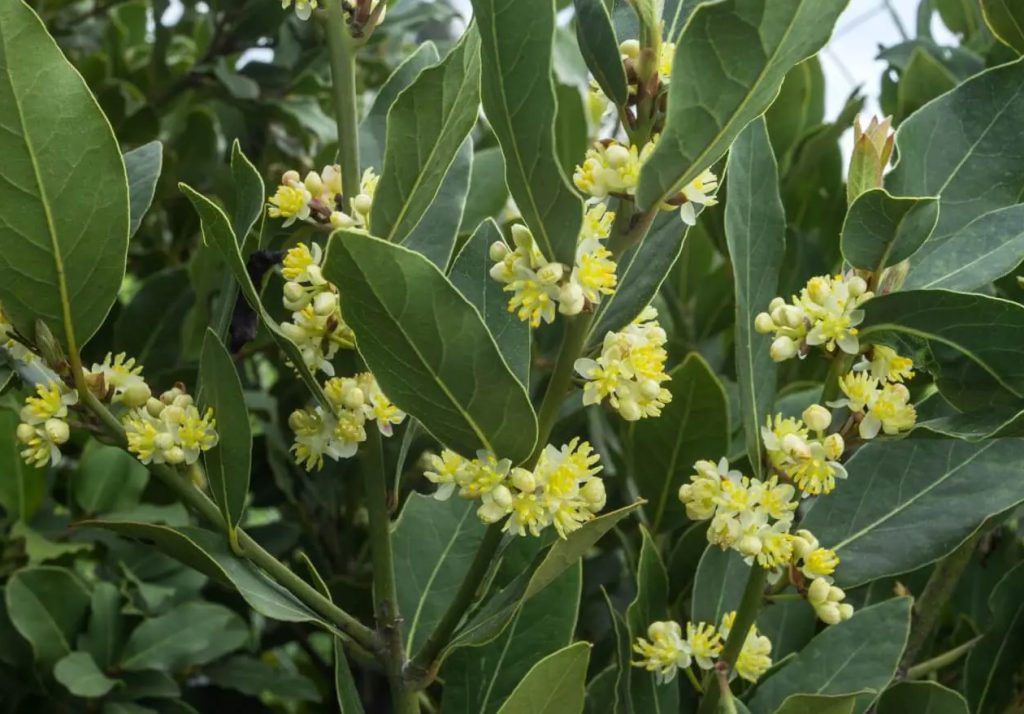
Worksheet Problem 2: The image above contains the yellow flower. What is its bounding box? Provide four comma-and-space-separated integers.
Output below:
21, 381, 77, 424
789, 441, 847, 496
834, 371, 880, 413
760, 414, 810, 470
633, 621, 690, 684
860, 382, 916, 438
423, 449, 468, 500
866, 345, 915, 383
282, 242, 323, 283
658, 41, 676, 80
268, 184, 312, 226
719, 612, 773, 683
679, 169, 719, 226
90, 352, 149, 406
802, 547, 840, 579
686, 621, 723, 670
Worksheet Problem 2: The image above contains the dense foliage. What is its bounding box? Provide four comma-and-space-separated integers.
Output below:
2, 0, 1024, 712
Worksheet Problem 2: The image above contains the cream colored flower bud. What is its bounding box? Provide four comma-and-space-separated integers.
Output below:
770, 336, 798, 362
817, 602, 841, 625
164, 446, 186, 465
330, 211, 356, 229
491, 484, 513, 509
280, 321, 306, 342
537, 263, 564, 284
16, 423, 35, 443
619, 399, 642, 422
794, 529, 819, 552
489, 241, 510, 262
154, 432, 175, 451
838, 603, 854, 620
782, 433, 811, 459
823, 433, 845, 460
306, 264, 325, 286
44, 418, 70, 444
283, 281, 309, 310
342, 387, 365, 409
313, 291, 337, 317
619, 39, 640, 58
847, 275, 868, 296
288, 409, 307, 432
802, 404, 832, 432
146, 397, 165, 418
510, 223, 533, 245
754, 312, 775, 334
791, 534, 814, 560
737, 534, 762, 558
510, 467, 536, 493
558, 281, 585, 315
581, 477, 606, 507
605, 143, 631, 168
172, 394, 193, 409
352, 193, 373, 216
162, 405, 185, 424
781, 305, 804, 328
121, 381, 152, 408
304, 171, 324, 194
769, 297, 786, 312
282, 170, 301, 186
827, 585, 846, 603
807, 577, 831, 604
639, 379, 661, 399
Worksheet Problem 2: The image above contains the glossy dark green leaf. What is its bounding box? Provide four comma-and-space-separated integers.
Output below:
774, 691, 873, 714
903, 203, 1024, 291
554, 83, 588, 177
442, 563, 581, 714
400, 136, 472, 269
573, 0, 628, 105
765, 57, 825, 163
86, 521, 327, 625
459, 146, 509, 234
205, 655, 320, 702
859, 290, 1024, 403
802, 439, 1024, 587
725, 118, 784, 476
230, 140, 265, 252
877, 681, 969, 714
965, 560, 1024, 714
887, 59, 1024, 269
0, 0, 129, 349
118, 601, 247, 671
0, 409, 45, 521
495, 641, 590, 714
112, 267, 194, 376
54, 651, 118, 698
471, 0, 584, 265
78, 582, 125, 670
635, 0, 847, 209
322, 231, 537, 462
124, 141, 162, 238
981, 0, 1024, 53
199, 328, 251, 532
631, 354, 729, 532
757, 598, 817, 661
74, 441, 148, 516
915, 403, 1024, 440
111, 670, 180, 701
5, 566, 90, 667
393, 493, 488, 655
449, 219, 530, 385
747, 598, 912, 714
895, 48, 957, 124
626, 528, 677, 714
691, 546, 748, 625
840, 189, 939, 273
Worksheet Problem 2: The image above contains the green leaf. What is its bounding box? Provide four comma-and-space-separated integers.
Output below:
400, 136, 473, 269
877, 681, 969, 714
725, 117, 785, 476
691, 546, 748, 625
573, 0, 628, 105
371, 29, 481, 244
0, 409, 45, 521
859, 290, 1024, 404
4, 566, 90, 667
471, 0, 584, 265
393, 493, 488, 655
631, 353, 729, 532
747, 598, 912, 714
230, 140, 265, 252
199, 328, 252, 533
774, 691, 875, 714
965, 560, 1024, 714
981, 0, 1024, 53
495, 641, 591, 714
322, 231, 537, 462
112, 267, 194, 376
915, 403, 1024, 440
359, 42, 441, 174
442, 563, 581, 714
0, 0, 129, 349
887, 59, 1024, 268
765, 57, 825, 164
78, 582, 125, 670
449, 219, 530, 386
124, 141, 162, 238
601, 589, 632, 714
9, 521, 90, 565
111, 670, 180, 701
903, 204, 1024, 291
85, 521, 328, 626
179, 183, 330, 410
840, 189, 939, 273
801, 439, 1024, 587
118, 601, 247, 672
460, 147, 509, 234
335, 638, 365, 714
635, 0, 847, 209
554, 83, 588, 178
74, 441, 148, 515
895, 48, 957, 124
587, 211, 688, 347
626, 528, 677, 714
54, 651, 118, 698
205, 655, 320, 702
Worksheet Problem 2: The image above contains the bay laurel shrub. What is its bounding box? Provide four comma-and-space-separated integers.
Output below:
2, 0, 1024, 711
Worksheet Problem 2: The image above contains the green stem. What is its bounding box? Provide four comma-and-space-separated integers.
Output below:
900, 531, 982, 670
698, 565, 767, 714
905, 635, 982, 680
324, 3, 361, 210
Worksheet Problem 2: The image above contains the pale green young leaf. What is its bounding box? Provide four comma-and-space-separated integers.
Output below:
124, 141, 162, 238
725, 117, 785, 476
4, 566, 90, 667
747, 598, 911, 714
449, 219, 530, 386
230, 140, 265, 253
964, 560, 1024, 714
635, 0, 847, 209
54, 651, 118, 698
981, 0, 1024, 53
877, 681, 969, 714
495, 641, 591, 714
801, 439, 1024, 587
322, 231, 537, 463
199, 329, 251, 533
400, 136, 472, 269
631, 354, 729, 531
371, 28, 481, 244
840, 189, 939, 273
118, 601, 247, 672
470, 0, 584, 265
573, 0, 628, 105
0, 0, 129, 348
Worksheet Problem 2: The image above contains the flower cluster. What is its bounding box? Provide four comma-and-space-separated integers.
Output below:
123, 386, 218, 466
289, 372, 405, 471
806, 576, 854, 625
88, 352, 151, 407
267, 165, 378, 231
632, 612, 772, 686
755, 273, 872, 361
831, 363, 917, 439
489, 205, 618, 326
574, 306, 671, 421
424, 438, 607, 538
16, 381, 77, 467
572, 138, 718, 226
761, 405, 847, 497
278, 242, 355, 375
